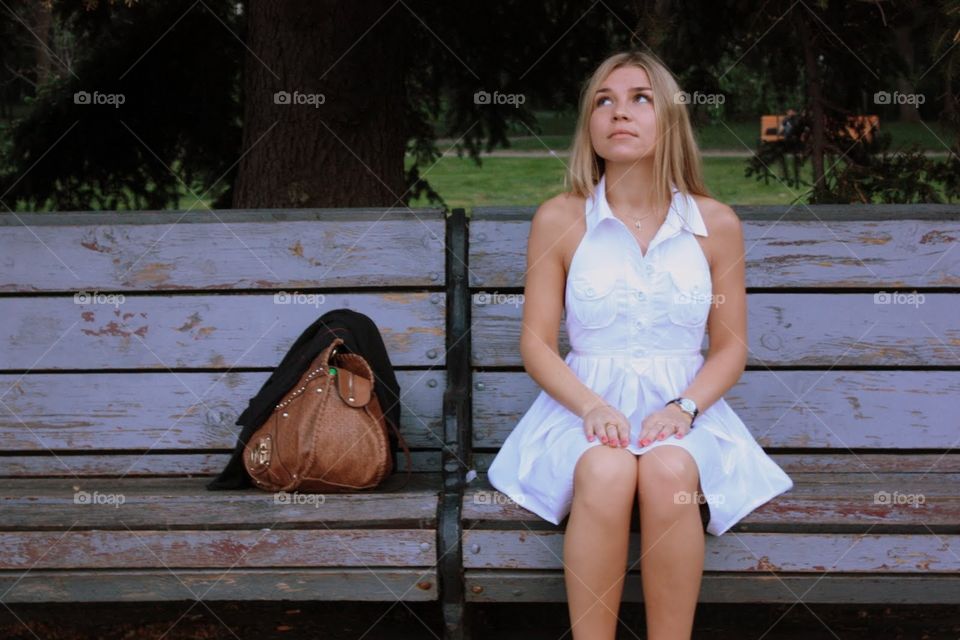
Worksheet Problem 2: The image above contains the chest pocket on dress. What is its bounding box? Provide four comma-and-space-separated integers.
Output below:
568, 269, 619, 328
667, 267, 711, 327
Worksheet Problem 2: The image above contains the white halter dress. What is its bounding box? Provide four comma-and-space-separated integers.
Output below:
486, 174, 794, 536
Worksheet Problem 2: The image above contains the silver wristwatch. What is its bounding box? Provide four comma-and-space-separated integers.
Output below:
666, 397, 699, 423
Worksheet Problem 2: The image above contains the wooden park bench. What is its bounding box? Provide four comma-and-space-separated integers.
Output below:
0, 209, 471, 637
2, 202, 958, 639
462, 204, 960, 610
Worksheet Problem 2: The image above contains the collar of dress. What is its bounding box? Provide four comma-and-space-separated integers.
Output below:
591, 174, 710, 239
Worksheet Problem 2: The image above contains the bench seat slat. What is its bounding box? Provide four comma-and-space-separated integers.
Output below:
464, 571, 960, 603
0, 568, 438, 602
462, 531, 960, 572
0, 475, 441, 529
471, 452, 960, 474
0, 529, 436, 569
0, 451, 442, 477
462, 474, 960, 527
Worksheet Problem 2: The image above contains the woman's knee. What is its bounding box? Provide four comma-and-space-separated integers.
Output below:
573, 445, 637, 500
637, 446, 700, 506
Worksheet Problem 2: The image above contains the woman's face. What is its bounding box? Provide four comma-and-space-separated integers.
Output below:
589, 65, 657, 164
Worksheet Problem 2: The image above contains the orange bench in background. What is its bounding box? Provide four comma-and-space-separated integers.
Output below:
760, 113, 879, 143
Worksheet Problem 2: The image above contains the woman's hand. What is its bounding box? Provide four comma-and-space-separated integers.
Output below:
582, 403, 632, 448
637, 403, 693, 446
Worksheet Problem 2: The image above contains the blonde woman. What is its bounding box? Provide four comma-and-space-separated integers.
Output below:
487, 50, 794, 639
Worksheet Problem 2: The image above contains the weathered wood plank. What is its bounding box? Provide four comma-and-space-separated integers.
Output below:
471, 452, 960, 474
0, 371, 445, 451
0, 210, 445, 292
462, 531, 960, 572
0, 451, 442, 477
468, 213, 960, 288
0, 568, 438, 601
0, 529, 436, 569
471, 370, 960, 449
0, 476, 441, 529
464, 571, 960, 603
0, 293, 445, 369
462, 474, 960, 527
471, 294, 960, 367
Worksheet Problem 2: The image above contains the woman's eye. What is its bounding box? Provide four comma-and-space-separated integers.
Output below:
595, 94, 649, 107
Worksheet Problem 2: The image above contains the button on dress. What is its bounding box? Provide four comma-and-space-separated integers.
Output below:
486, 174, 794, 536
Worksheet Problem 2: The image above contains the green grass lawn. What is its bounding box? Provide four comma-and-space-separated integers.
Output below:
504, 114, 955, 152
409, 156, 816, 209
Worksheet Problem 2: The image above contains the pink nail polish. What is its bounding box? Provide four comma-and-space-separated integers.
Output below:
658, 433, 665, 440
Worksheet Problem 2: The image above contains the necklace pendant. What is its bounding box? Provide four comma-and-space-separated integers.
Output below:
634, 220, 642, 230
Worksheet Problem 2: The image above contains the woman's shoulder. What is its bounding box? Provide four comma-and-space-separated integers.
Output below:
532, 191, 587, 230
690, 194, 741, 236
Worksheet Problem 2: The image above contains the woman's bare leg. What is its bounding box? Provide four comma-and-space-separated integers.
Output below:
564, 445, 638, 639
636, 446, 705, 640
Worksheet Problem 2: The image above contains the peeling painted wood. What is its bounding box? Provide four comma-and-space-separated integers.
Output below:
462, 530, 960, 572
0, 567, 437, 602
467, 212, 960, 288
0, 293, 445, 369
0, 371, 444, 451
0, 475, 441, 529
462, 474, 960, 527
471, 294, 960, 367
471, 452, 960, 474
0, 211, 445, 292
464, 571, 960, 603
471, 370, 960, 449
0, 529, 436, 569
0, 451, 442, 477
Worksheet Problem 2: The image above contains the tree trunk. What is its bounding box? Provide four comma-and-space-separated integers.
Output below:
798, 12, 826, 200
34, 1, 53, 86
894, 21, 921, 123
233, 0, 406, 208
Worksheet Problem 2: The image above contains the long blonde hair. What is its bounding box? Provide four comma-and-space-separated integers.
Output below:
564, 50, 710, 210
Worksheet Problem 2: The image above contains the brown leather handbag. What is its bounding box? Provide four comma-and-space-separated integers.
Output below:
243, 337, 411, 492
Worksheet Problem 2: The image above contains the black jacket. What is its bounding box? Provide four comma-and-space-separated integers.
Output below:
206, 308, 402, 490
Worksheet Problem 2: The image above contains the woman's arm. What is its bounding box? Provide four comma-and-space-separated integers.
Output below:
519, 196, 608, 420
678, 199, 750, 417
